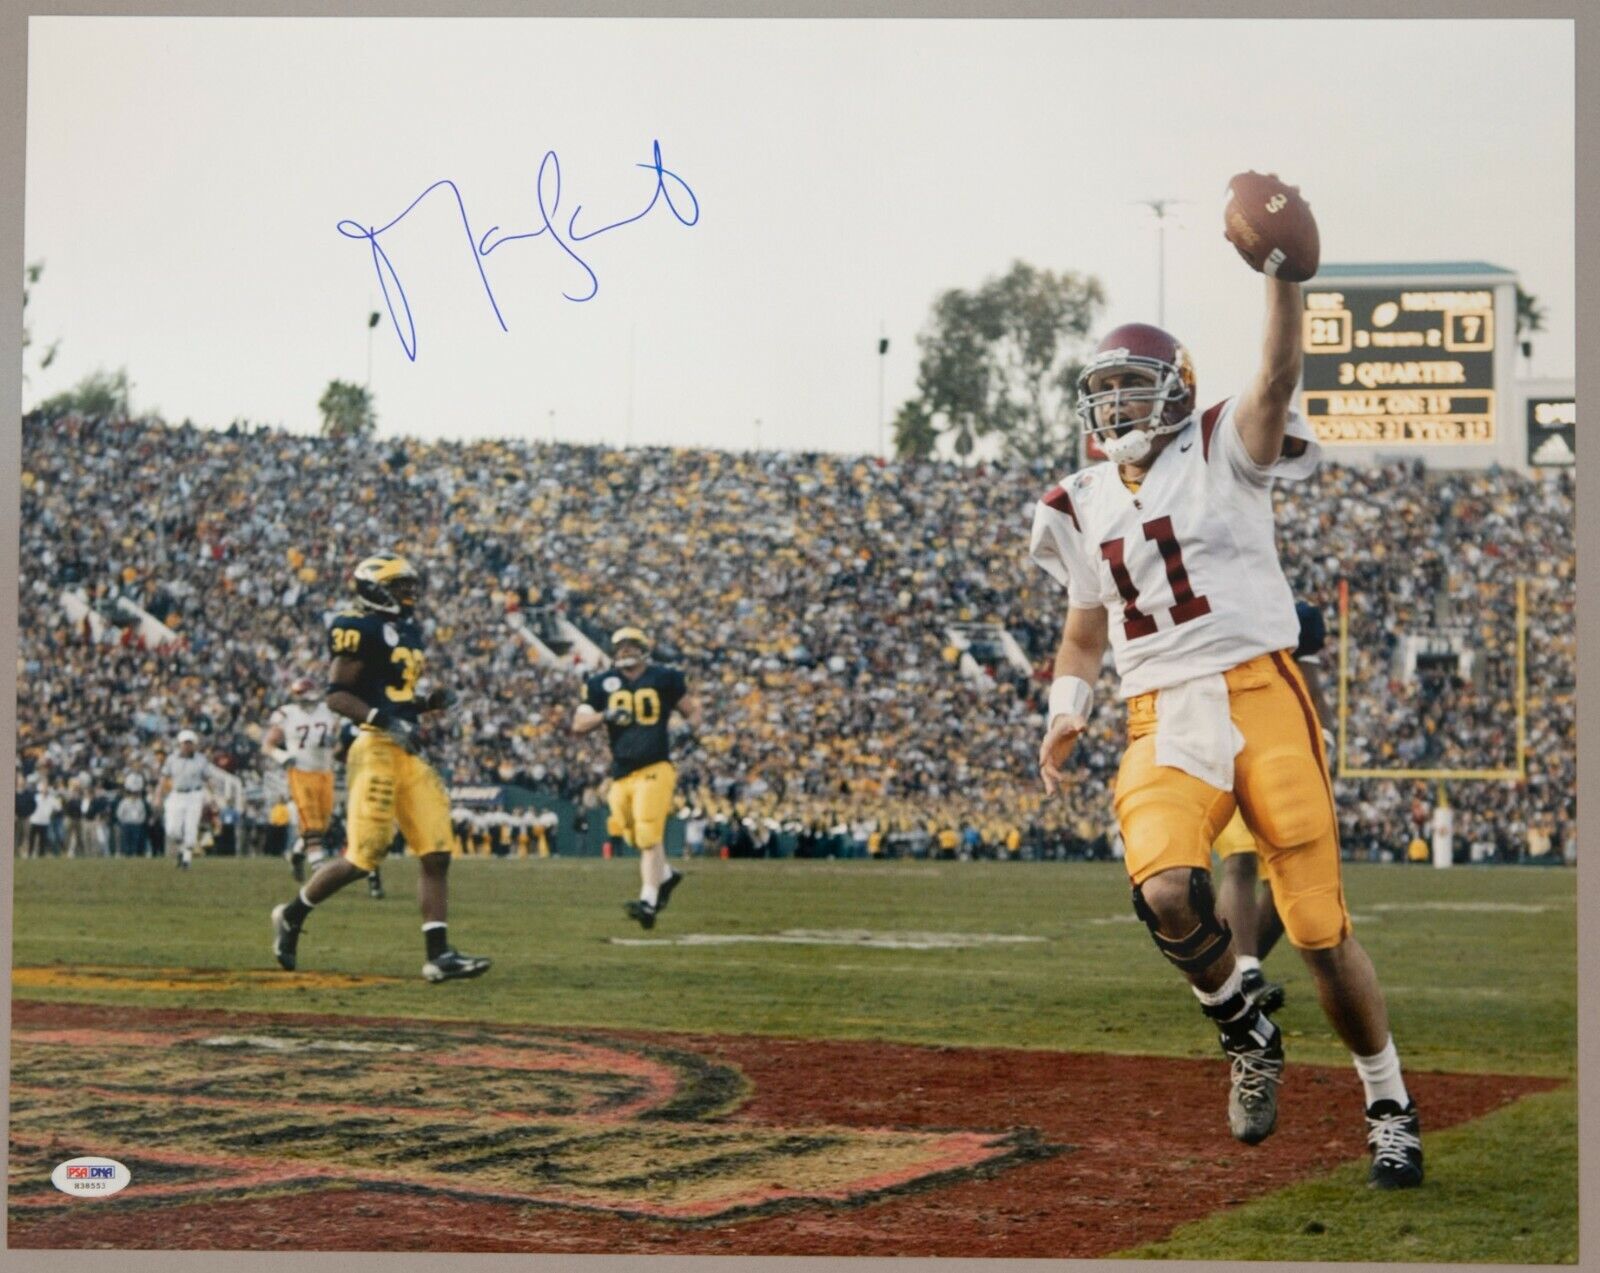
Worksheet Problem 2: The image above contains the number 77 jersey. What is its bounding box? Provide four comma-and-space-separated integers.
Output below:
1029, 397, 1322, 699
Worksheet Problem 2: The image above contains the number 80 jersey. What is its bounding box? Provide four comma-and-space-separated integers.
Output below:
583, 663, 687, 778
327, 608, 428, 724
1029, 397, 1322, 699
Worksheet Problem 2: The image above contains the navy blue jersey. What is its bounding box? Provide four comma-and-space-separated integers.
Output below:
1294, 600, 1327, 661
583, 663, 688, 778
328, 608, 428, 724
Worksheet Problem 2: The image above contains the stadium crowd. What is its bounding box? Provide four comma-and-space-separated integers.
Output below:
15, 411, 1575, 865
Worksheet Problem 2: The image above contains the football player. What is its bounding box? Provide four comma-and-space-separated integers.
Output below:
1030, 278, 1422, 1188
270, 552, 489, 982
572, 627, 702, 929
1212, 600, 1333, 1016
262, 677, 340, 883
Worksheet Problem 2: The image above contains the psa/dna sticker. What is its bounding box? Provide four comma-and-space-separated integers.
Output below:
51, 1157, 131, 1198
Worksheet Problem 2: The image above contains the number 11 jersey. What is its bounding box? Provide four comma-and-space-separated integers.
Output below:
1029, 397, 1322, 699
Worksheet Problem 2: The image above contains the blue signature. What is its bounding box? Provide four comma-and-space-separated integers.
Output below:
336, 140, 700, 361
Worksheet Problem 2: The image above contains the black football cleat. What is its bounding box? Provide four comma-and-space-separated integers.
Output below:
270, 904, 301, 972
1221, 1023, 1285, 1145
654, 871, 685, 912
1241, 966, 1287, 1016
625, 900, 658, 930
1366, 1100, 1424, 1189
422, 949, 492, 983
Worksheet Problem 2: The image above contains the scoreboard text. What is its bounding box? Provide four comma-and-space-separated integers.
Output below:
1300, 287, 1496, 445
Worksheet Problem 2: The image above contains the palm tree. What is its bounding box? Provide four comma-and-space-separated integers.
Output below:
318, 379, 376, 438
1515, 286, 1547, 338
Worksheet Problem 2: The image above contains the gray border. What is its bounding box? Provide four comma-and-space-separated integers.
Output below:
0, 5, 1588, 1273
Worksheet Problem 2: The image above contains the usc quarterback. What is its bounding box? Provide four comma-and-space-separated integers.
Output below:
1030, 264, 1422, 1186
572, 627, 702, 928
270, 552, 490, 982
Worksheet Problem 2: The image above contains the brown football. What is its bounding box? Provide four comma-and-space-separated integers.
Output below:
1223, 171, 1320, 282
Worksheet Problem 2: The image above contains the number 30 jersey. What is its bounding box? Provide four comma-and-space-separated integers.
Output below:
583, 663, 687, 778
327, 608, 428, 724
1029, 397, 1322, 699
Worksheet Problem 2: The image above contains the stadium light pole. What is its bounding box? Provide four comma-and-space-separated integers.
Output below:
365, 310, 380, 389
1133, 200, 1187, 328
877, 326, 889, 458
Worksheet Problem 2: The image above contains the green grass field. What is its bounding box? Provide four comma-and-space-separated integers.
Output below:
8, 855, 1578, 1260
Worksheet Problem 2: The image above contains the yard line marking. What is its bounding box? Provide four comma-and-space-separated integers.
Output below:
608, 930, 1048, 950
1366, 902, 1552, 915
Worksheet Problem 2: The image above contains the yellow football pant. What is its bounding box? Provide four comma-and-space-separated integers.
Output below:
1114, 651, 1350, 949
606, 761, 677, 851
1212, 807, 1260, 859
286, 768, 335, 835
343, 730, 456, 871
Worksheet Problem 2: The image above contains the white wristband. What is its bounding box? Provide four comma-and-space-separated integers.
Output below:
1048, 676, 1094, 730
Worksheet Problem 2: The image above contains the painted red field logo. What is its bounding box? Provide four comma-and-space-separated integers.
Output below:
9, 1018, 1055, 1221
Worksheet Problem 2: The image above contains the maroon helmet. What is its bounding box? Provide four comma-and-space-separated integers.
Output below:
1076, 323, 1197, 462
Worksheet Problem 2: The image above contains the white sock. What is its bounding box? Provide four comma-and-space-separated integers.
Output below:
1236, 954, 1262, 975
1353, 1036, 1411, 1109
181, 847, 193, 865
1193, 964, 1245, 1012
639, 846, 669, 905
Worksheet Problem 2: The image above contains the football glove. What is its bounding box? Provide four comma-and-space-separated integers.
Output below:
368, 709, 421, 752
423, 687, 458, 713
603, 706, 634, 727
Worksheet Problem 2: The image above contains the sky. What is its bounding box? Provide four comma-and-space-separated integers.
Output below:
21, 16, 1575, 457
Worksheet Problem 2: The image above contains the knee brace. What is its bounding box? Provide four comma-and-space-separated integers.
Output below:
1131, 869, 1233, 975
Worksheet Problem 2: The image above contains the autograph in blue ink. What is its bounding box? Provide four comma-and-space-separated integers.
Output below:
337, 140, 699, 361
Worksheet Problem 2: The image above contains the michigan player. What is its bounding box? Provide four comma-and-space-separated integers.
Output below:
1212, 601, 1334, 1015
572, 627, 702, 929
1032, 274, 1422, 1187
262, 678, 339, 883
270, 553, 489, 983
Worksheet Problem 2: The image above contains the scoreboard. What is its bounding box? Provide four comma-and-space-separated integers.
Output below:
1301, 285, 1498, 445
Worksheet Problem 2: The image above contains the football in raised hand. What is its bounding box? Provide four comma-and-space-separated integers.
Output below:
1223, 171, 1320, 282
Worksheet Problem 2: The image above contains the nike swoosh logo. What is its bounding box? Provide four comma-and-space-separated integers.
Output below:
1180, 441, 1193, 452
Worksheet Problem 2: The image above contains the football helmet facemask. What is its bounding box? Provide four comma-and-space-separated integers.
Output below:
610, 626, 651, 672
353, 552, 421, 616
1076, 323, 1197, 465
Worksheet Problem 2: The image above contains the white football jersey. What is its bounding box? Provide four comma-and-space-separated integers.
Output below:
268, 701, 340, 771
1030, 397, 1320, 698
162, 753, 212, 794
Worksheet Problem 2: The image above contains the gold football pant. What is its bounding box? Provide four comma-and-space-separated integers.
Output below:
606, 761, 677, 850
286, 768, 335, 835
343, 730, 456, 872
1114, 651, 1350, 950
1212, 807, 1259, 859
